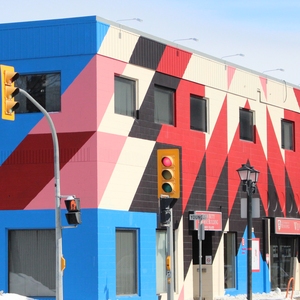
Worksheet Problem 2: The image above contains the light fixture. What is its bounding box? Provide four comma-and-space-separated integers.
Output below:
262, 68, 284, 73
173, 38, 198, 42
116, 18, 143, 22
221, 53, 244, 59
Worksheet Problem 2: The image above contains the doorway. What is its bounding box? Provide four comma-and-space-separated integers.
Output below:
270, 235, 297, 290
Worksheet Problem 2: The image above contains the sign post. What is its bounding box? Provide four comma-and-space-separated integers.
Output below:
190, 214, 207, 300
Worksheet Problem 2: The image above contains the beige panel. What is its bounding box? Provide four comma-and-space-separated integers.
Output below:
205, 87, 227, 148
228, 69, 261, 100
99, 137, 155, 210
183, 54, 227, 89
264, 79, 300, 112
99, 26, 139, 63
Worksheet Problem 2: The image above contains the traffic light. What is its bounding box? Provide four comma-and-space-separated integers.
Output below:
65, 196, 82, 225
159, 197, 177, 226
157, 149, 180, 198
0, 65, 20, 121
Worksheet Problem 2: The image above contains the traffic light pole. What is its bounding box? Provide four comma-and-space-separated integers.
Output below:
19, 89, 63, 300
167, 208, 174, 300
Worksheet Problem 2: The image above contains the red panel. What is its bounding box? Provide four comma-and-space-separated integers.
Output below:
157, 46, 192, 78
157, 79, 205, 212
0, 132, 94, 210
284, 109, 300, 212
206, 96, 227, 209
266, 109, 286, 215
227, 105, 268, 216
293, 88, 300, 108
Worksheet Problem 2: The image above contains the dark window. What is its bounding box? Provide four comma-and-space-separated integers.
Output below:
281, 119, 294, 150
15, 73, 61, 113
240, 108, 254, 141
190, 95, 207, 132
116, 229, 138, 295
154, 86, 174, 125
224, 232, 236, 289
9, 229, 55, 297
114, 76, 136, 117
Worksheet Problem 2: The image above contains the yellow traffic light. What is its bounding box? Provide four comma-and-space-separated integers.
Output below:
157, 149, 180, 198
0, 65, 20, 121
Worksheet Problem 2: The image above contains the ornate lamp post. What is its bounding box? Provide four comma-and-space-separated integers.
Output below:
236, 164, 260, 300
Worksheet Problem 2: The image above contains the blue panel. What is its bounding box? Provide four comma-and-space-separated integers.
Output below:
0, 210, 55, 293
97, 209, 157, 300
226, 228, 270, 295
0, 17, 110, 165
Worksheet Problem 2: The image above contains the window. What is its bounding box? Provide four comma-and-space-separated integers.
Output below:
9, 229, 55, 297
281, 119, 294, 150
224, 232, 236, 289
154, 86, 174, 125
240, 108, 254, 141
15, 73, 61, 113
156, 230, 167, 293
190, 95, 207, 132
114, 76, 136, 117
116, 229, 138, 295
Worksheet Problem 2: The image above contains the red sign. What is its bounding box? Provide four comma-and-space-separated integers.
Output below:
192, 211, 222, 231
275, 217, 300, 235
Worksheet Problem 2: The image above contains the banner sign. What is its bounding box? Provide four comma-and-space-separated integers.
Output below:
275, 217, 300, 235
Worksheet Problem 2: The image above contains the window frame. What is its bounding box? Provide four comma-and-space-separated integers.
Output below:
154, 85, 175, 126
8, 229, 56, 297
190, 95, 207, 132
239, 108, 255, 142
156, 230, 167, 294
224, 232, 237, 289
15, 72, 61, 114
116, 228, 139, 296
281, 119, 295, 151
114, 75, 137, 118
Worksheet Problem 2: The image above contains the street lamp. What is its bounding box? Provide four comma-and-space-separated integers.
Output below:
236, 164, 260, 300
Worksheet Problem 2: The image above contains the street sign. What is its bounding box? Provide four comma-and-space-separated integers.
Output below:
189, 214, 207, 221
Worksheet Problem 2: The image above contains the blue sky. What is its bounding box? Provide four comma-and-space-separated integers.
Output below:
2, 0, 300, 85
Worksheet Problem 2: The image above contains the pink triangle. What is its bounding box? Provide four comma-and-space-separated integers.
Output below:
227, 66, 236, 89
259, 77, 267, 100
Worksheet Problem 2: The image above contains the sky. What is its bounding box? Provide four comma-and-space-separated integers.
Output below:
1, 0, 300, 86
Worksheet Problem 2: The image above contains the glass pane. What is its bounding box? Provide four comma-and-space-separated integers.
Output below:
156, 230, 167, 293
116, 229, 137, 295
224, 232, 236, 289
270, 236, 296, 290
154, 86, 174, 125
281, 120, 294, 150
240, 109, 253, 141
15, 73, 61, 113
9, 230, 55, 297
190, 96, 207, 132
114, 76, 136, 117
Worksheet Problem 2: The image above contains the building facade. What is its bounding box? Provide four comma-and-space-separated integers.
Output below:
0, 16, 300, 300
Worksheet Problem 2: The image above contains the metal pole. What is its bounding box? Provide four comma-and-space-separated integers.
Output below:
247, 181, 253, 300
167, 208, 174, 300
199, 222, 202, 300
19, 89, 63, 300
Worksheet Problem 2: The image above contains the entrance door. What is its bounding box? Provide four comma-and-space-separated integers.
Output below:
270, 236, 296, 290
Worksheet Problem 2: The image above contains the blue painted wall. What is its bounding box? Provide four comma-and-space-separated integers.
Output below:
0, 209, 157, 300
226, 227, 271, 295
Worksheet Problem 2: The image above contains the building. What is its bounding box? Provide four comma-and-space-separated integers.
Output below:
0, 15, 300, 300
